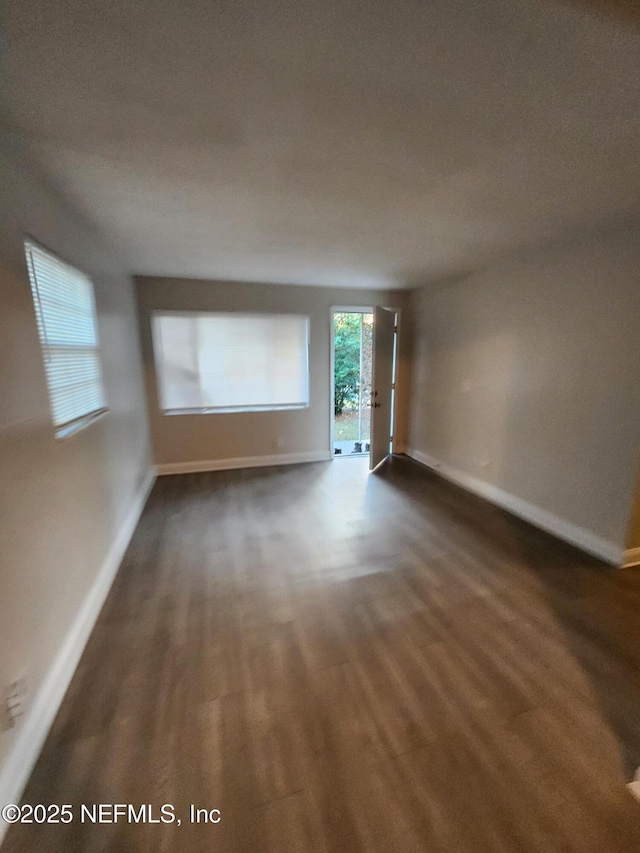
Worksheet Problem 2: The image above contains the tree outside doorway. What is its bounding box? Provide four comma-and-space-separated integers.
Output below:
333, 312, 373, 452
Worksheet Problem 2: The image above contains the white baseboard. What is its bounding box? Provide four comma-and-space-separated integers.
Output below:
623, 547, 640, 568
406, 448, 623, 566
156, 450, 332, 476
0, 468, 155, 841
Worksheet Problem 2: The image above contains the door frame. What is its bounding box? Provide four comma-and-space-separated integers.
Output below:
329, 305, 401, 462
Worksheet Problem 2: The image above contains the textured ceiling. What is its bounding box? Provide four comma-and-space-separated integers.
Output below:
1, 0, 639, 288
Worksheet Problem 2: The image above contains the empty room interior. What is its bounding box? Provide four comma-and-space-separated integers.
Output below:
2, 0, 640, 850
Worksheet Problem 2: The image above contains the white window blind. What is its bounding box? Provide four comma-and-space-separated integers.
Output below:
25, 241, 107, 437
152, 312, 310, 413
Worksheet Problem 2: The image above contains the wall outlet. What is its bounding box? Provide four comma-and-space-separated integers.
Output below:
1, 678, 27, 731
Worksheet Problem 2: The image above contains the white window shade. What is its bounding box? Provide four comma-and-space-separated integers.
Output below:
152, 312, 310, 413
25, 241, 107, 437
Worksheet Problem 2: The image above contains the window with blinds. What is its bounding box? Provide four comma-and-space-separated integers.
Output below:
25, 241, 107, 438
152, 312, 310, 414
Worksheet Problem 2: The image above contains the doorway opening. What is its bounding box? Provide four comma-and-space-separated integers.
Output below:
332, 311, 373, 458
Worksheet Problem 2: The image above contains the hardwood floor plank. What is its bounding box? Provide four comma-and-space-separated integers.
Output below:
4, 456, 640, 852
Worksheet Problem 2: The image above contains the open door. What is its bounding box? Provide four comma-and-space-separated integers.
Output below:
370, 306, 395, 470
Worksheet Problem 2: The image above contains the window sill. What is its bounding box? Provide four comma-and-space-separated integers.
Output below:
161, 404, 309, 416
55, 408, 109, 440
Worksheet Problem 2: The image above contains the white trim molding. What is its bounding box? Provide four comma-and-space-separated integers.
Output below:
0, 468, 155, 842
156, 450, 331, 476
623, 547, 640, 569
406, 449, 623, 566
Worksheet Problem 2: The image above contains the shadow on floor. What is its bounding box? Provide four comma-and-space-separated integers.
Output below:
381, 455, 640, 780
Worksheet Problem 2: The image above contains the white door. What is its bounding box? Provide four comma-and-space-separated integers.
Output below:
370, 307, 395, 470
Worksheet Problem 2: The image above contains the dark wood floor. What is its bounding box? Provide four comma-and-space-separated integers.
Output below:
4, 455, 640, 852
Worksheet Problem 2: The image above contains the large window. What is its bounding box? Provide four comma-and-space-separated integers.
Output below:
25, 241, 107, 438
152, 312, 310, 414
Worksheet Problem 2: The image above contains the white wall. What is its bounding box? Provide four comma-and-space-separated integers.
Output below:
0, 142, 152, 818
407, 218, 640, 564
136, 277, 410, 471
